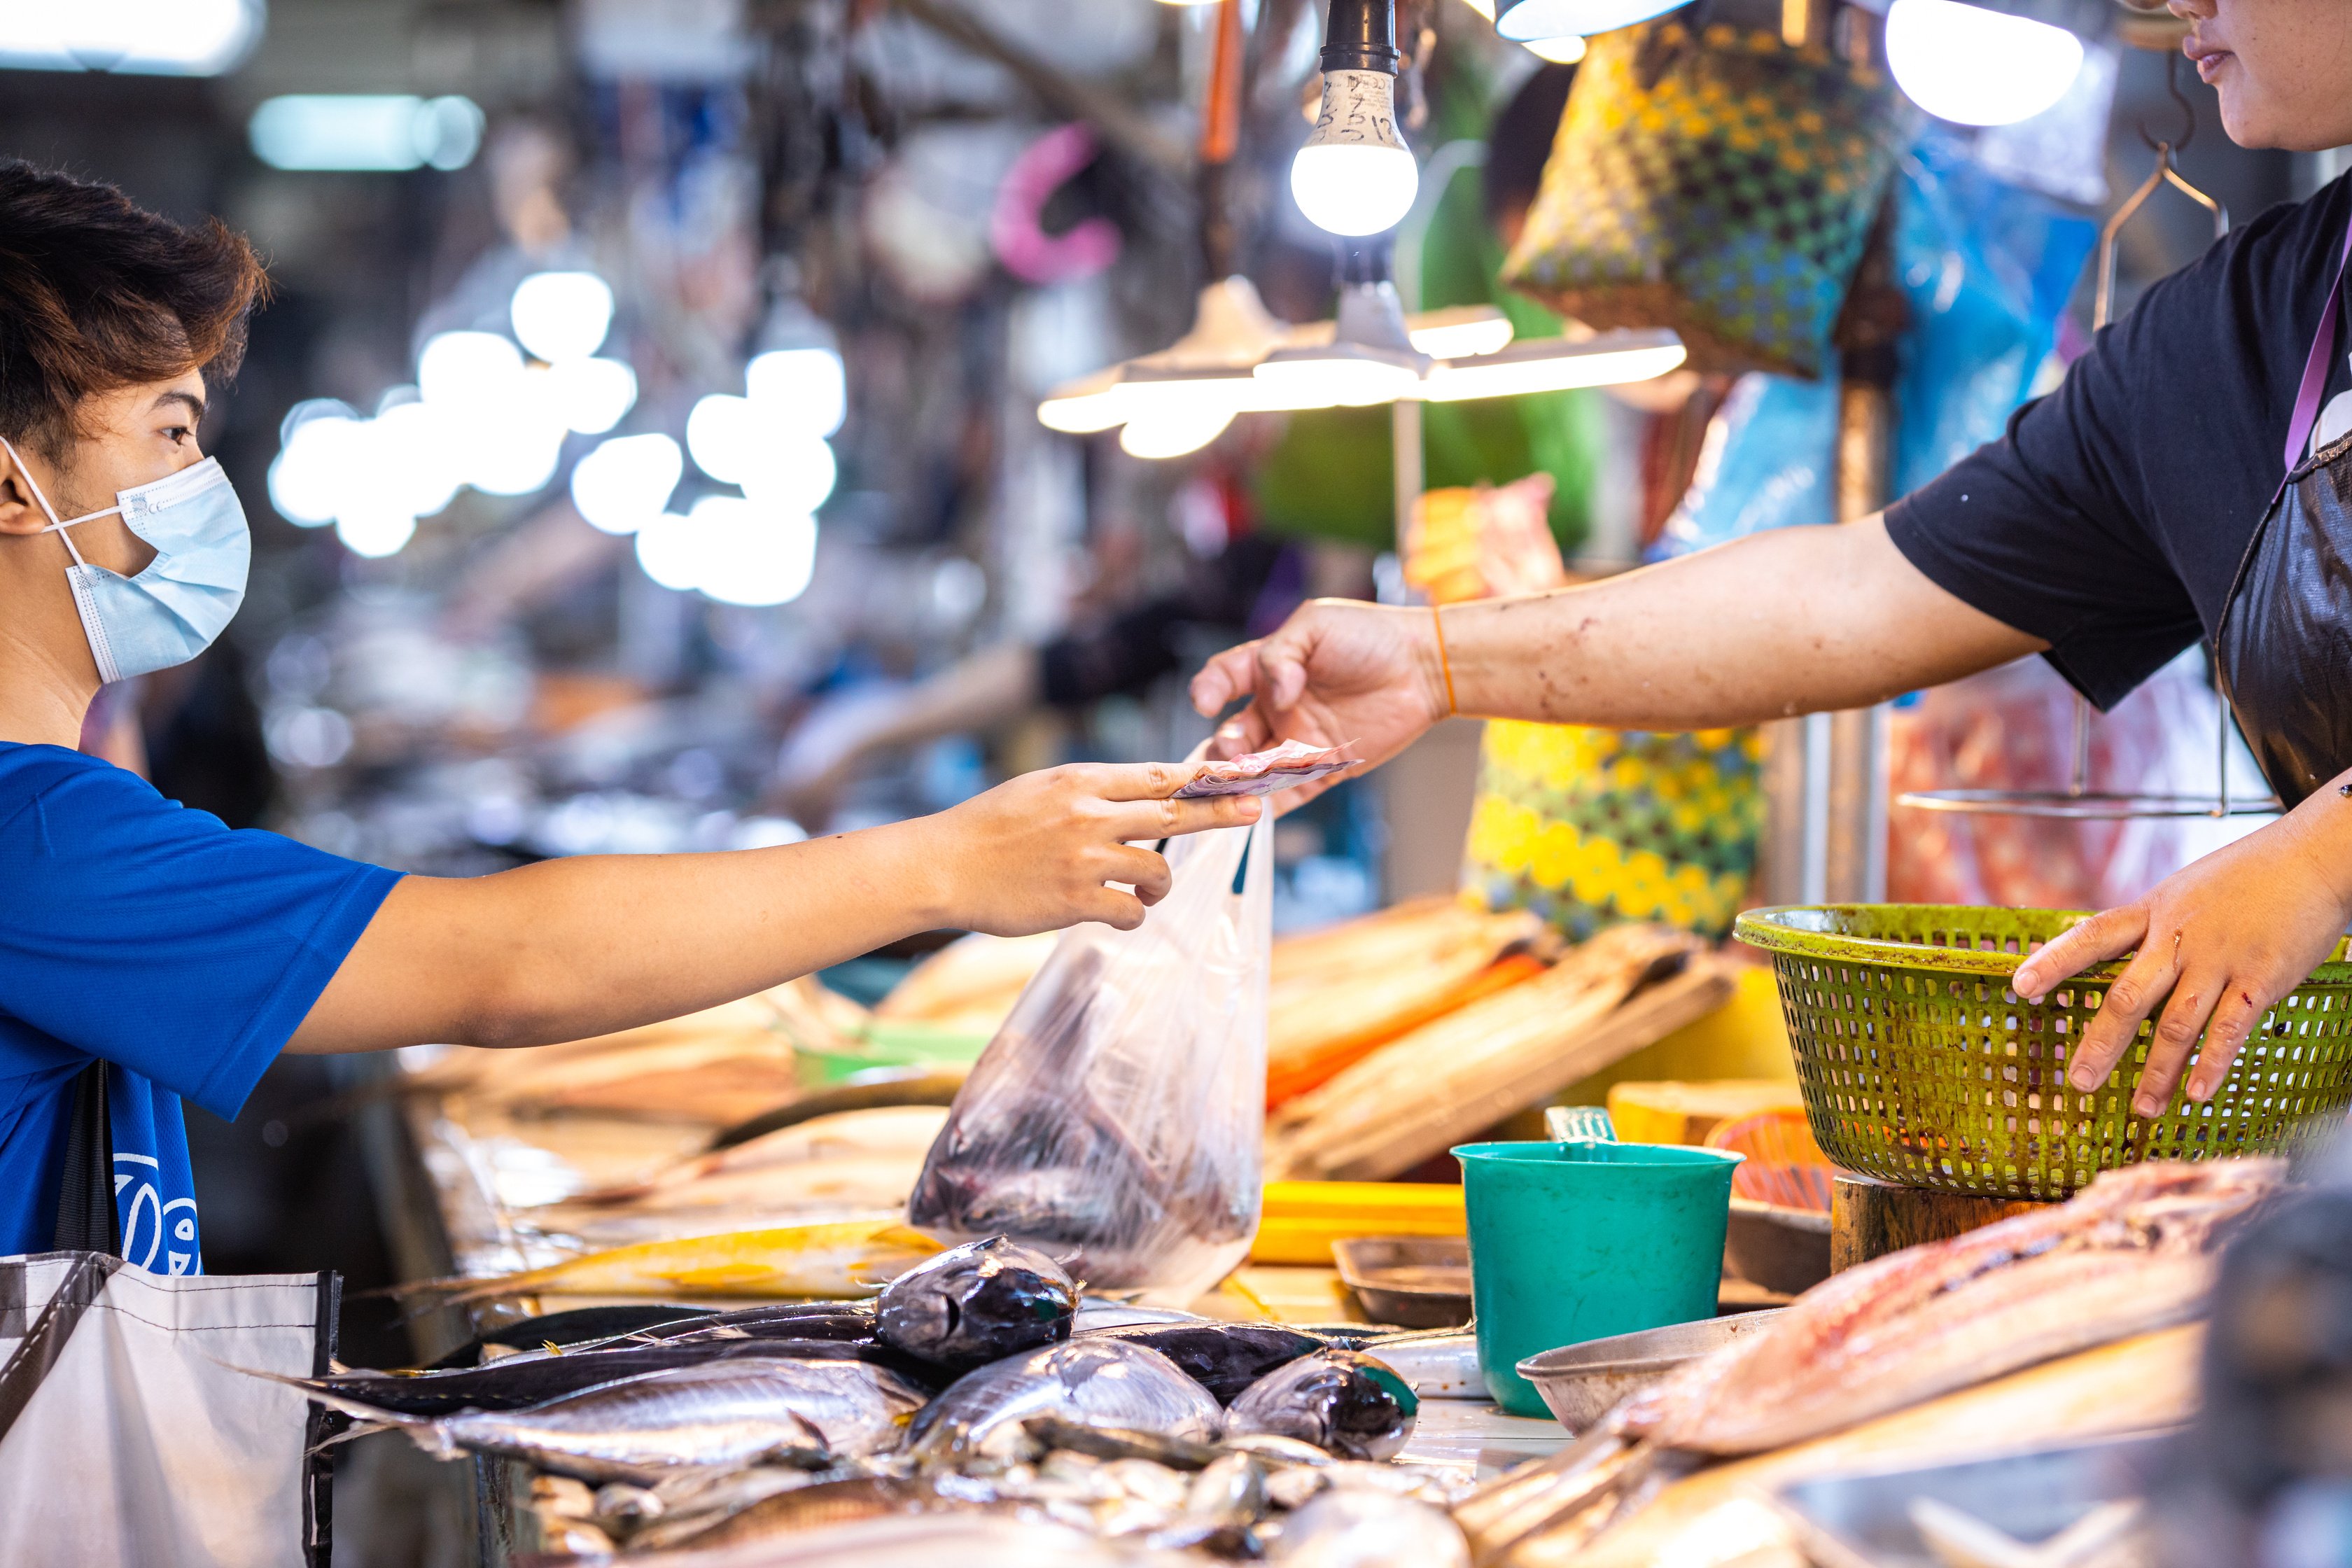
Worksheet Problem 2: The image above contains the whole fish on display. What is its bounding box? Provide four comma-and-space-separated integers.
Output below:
1225, 1352, 1418, 1461
875, 1236, 1077, 1372
304, 1338, 946, 1417
292, 1356, 927, 1485
1078, 1322, 1329, 1404
394, 1218, 940, 1305
903, 1338, 1224, 1462
426, 1303, 718, 1368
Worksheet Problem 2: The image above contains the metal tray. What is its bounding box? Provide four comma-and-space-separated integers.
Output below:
1723, 1196, 1833, 1296
1514, 1310, 1784, 1432
1772, 1432, 2173, 1568
1331, 1236, 1473, 1329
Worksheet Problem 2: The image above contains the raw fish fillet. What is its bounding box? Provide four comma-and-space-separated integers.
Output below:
1621, 1158, 2280, 1455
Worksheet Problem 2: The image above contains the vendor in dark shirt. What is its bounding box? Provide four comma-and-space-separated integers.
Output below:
1194, 0, 2352, 1121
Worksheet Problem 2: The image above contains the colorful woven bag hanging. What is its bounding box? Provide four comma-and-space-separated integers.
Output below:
1502, 4, 1914, 379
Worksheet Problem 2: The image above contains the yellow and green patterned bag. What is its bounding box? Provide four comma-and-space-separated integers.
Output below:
1502, 11, 1913, 379
1462, 720, 1765, 941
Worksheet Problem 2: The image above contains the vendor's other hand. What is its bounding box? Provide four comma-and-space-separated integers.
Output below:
2011, 801, 2352, 1118
1189, 599, 1448, 807
913, 762, 1260, 936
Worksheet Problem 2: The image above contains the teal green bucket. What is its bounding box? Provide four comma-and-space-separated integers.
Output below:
1454, 1140, 1743, 1416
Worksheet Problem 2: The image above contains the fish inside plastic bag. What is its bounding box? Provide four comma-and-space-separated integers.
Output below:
907, 810, 1274, 1304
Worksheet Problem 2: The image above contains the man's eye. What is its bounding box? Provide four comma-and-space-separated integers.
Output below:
164, 427, 192, 445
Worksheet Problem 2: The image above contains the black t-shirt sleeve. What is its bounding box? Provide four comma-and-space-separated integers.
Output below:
1884, 280, 2208, 710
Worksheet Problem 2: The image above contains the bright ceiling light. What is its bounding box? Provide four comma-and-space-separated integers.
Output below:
335, 507, 417, 560
1254, 276, 1428, 410
1292, 3, 1419, 238
1292, 93, 1419, 237
1119, 407, 1236, 460
692, 496, 819, 608
1493, 0, 1690, 40
740, 435, 838, 516
1457, 0, 1497, 15
1254, 351, 1424, 409
549, 356, 638, 435
686, 394, 757, 484
1420, 329, 1687, 400
1406, 307, 1514, 360
1884, 0, 2085, 126
510, 272, 615, 363
748, 347, 848, 438
1040, 370, 1128, 434
417, 330, 524, 410
1, 0, 262, 76
570, 433, 682, 535
1523, 34, 1587, 63
369, 401, 464, 518
634, 513, 706, 592
268, 411, 363, 527
248, 95, 484, 172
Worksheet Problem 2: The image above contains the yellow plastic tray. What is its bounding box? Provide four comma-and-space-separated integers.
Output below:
1250, 1180, 1467, 1265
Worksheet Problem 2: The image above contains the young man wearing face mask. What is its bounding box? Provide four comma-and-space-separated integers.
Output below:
0, 162, 1260, 1273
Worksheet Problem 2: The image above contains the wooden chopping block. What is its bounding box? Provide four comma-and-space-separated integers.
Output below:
1829, 1172, 2052, 1273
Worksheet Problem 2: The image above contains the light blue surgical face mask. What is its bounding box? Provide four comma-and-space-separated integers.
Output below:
3, 437, 251, 684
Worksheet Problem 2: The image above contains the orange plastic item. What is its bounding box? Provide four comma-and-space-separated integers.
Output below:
1264, 953, 1550, 1110
1705, 1107, 1835, 1214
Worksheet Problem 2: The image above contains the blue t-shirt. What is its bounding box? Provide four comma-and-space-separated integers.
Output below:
0, 745, 401, 1270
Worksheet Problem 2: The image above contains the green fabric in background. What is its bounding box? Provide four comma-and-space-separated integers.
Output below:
1253, 157, 1606, 554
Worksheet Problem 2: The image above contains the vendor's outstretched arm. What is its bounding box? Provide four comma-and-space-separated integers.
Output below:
286, 762, 1256, 1056
1191, 517, 2043, 779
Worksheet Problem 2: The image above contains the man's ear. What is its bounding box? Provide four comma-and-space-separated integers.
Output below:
0, 440, 52, 537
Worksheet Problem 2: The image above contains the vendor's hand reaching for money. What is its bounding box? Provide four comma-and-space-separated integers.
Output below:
1189, 599, 1450, 809
2012, 782, 2352, 1117
912, 762, 1261, 936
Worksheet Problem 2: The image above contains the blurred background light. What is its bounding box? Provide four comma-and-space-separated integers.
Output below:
1884, 0, 2085, 126
510, 271, 615, 363
549, 357, 638, 435
738, 435, 838, 515
334, 507, 417, 559
571, 434, 683, 535
747, 347, 848, 437
0, 0, 263, 76
634, 512, 706, 592
685, 393, 757, 484
690, 496, 819, 608
249, 94, 486, 173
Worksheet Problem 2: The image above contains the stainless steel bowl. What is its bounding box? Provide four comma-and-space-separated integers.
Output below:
1514, 1310, 1784, 1432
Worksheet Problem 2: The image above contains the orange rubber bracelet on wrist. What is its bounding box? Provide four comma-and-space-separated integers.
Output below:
1430, 603, 1459, 718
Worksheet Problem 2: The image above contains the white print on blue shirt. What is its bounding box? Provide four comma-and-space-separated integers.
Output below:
114, 1152, 200, 1275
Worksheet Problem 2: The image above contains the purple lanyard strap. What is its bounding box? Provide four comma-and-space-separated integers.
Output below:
2281, 213, 2352, 483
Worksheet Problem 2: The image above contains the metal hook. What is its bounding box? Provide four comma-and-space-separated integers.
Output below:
2137, 49, 2199, 154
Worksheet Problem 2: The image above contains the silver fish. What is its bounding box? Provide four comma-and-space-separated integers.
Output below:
303, 1357, 927, 1485
1357, 1329, 1483, 1400
904, 1338, 1224, 1462
1226, 1352, 1418, 1461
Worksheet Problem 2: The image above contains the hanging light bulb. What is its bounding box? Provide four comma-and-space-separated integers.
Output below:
1492, 0, 1690, 40
1291, 1, 1419, 238
1254, 274, 1429, 410
1522, 34, 1587, 62
1420, 328, 1687, 400
1883, 0, 2085, 126
1119, 407, 1237, 460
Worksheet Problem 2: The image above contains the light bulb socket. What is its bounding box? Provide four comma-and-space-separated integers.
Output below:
1336, 238, 1394, 288
1320, 0, 1401, 74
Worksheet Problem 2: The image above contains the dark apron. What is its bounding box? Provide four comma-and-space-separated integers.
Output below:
2217, 217, 2352, 808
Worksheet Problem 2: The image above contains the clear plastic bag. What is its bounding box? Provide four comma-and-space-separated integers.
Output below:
907, 811, 1274, 1303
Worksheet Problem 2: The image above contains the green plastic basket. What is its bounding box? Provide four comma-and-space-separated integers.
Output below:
1732, 905, 2352, 1199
